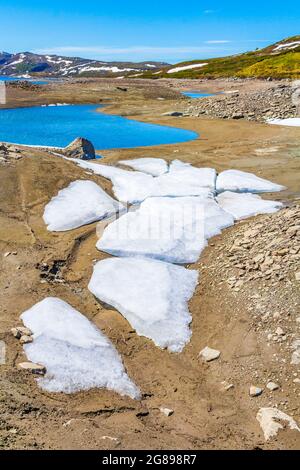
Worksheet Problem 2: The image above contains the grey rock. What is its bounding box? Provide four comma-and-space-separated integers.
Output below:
199, 346, 221, 362
249, 385, 263, 397
64, 137, 95, 160
17, 361, 46, 375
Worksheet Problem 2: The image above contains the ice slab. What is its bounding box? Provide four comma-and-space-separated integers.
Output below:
43, 180, 124, 231
97, 196, 234, 263
168, 160, 216, 192
216, 191, 283, 220
216, 169, 285, 194
21, 297, 140, 398
88, 257, 199, 352
67, 157, 215, 203
119, 158, 168, 176
268, 118, 300, 127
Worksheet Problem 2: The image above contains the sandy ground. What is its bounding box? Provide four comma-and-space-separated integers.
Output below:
0, 79, 299, 449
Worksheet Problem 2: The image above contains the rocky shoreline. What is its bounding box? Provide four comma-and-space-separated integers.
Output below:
181, 81, 299, 122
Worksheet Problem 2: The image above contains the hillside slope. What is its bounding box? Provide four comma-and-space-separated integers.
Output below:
0, 51, 168, 78
142, 36, 300, 79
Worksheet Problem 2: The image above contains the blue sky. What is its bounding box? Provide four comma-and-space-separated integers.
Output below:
0, 1, 299, 63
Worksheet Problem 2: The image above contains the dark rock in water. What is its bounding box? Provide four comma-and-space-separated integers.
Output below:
64, 137, 95, 160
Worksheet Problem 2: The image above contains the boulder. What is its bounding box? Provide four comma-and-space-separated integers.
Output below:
64, 137, 95, 160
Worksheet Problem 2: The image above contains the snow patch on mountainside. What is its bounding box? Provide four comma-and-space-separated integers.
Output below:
167, 63, 208, 74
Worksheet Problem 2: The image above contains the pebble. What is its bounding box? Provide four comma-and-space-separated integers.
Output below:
4, 252, 11, 257
249, 386, 263, 397
221, 381, 234, 391
20, 335, 33, 344
17, 362, 46, 375
11, 326, 33, 339
0, 340, 6, 365
160, 407, 174, 417
199, 346, 221, 362
266, 382, 279, 391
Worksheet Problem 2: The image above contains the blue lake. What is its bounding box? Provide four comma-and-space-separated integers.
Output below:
0, 104, 198, 149
183, 91, 215, 99
0, 75, 48, 85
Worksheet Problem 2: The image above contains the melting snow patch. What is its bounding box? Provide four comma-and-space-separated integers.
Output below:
216, 169, 285, 194
256, 407, 300, 441
21, 297, 140, 398
43, 180, 124, 231
69, 158, 214, 203
216, 191, 283, 220
167, 63, 208, 74
268, 118, 300, 127
119, 158, 168, 176
167, 160, 216, 192
97, 196, 234, 263
88, 257, 198, 352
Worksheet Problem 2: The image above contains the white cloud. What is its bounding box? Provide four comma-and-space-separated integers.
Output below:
205, 40, 231, 44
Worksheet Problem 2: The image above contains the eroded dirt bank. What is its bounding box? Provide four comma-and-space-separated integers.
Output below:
0, 80, 299, 449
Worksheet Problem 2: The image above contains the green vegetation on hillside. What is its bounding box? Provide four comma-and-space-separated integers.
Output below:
139, 36, 300, 80
237, 52, 300, 78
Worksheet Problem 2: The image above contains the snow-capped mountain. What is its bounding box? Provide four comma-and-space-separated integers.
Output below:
0, 51, 168, 77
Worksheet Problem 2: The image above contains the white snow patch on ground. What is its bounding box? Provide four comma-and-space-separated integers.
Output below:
119, 158, 168, 176
167, 63, 208, 74
167, 160, 216, 192
216, 169, 285, 194
268, 118, 300, 127
43, 180, 124, 231
216, 191, 283, 220
97, 196, 234, 263
21, 297, 140, 398
256, 407, 300, 440
68, 158, 214, 203
273, 41, 300, 51
88, 257, 198, 352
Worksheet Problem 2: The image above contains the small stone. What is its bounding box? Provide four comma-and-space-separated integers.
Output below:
17, 362, 46, 375
101, 436, 120, 443
199, 346, 221, 362
293, 378, 300, 384
11, 326, 32, 339
275, 327, 284, 336
20, 335, 33, 344
221, 381, 234, 391
250, 386, 263, 397
8, 429, 18, 435
11, 328, 21, 339
4, 252, 11, 257
295, 272, 300, 281
160, 407, 174, 417
0, 340, 6, 365
267, 382, 279, 391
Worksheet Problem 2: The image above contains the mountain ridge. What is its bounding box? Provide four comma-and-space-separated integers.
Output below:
0, 51, 169, 78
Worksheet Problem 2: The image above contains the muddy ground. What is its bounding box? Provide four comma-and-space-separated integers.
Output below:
0, 78, 299, 449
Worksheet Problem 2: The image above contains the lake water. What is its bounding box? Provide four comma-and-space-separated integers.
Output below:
182, 91, 215, 99
0, 75, 48, 85
0, 104, 198, 149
